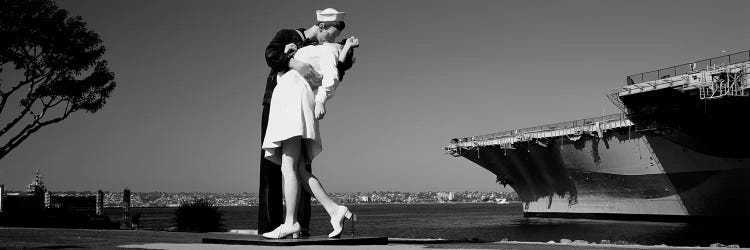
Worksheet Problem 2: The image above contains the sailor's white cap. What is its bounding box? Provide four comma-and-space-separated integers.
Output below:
316, 8, 346, 22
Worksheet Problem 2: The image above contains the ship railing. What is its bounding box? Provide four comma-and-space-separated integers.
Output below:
626, 50, 750, 85
446, 113, 631, 151
610, 60, 750, 111
698, 63, 750, 99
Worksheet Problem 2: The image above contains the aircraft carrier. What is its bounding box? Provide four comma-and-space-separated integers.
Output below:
444, 50, 750, 220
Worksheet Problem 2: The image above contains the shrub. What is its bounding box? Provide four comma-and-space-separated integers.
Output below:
173, 198, 225, 232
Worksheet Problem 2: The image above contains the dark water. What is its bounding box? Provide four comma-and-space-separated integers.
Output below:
104, 203, 748, 247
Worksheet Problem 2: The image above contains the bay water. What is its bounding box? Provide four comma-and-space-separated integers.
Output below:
104, 203, 748, 247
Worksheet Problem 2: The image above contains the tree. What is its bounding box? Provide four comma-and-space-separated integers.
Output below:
0, 0, 116, 160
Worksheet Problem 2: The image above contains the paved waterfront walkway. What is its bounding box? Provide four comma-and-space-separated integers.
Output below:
2, 227, 748, 249
119, 242, 750, 250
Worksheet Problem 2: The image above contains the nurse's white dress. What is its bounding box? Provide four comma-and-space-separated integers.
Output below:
262, 43, 342, 165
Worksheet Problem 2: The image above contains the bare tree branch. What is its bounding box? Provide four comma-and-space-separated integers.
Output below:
2, 45, 50, 98
0, 65, 5, 92
0, 103, 32, 137
0, 69, 55, 117
10, 67, 49, 94
37, 97, 57, 120
0, 76, 44, 137
0, 94, 7, 117
0, 65, 67, 141
39, 106, 73, 126
0, 122, 40, 159
50, 98, 64, 108
0, 103, 75, 158
0, 100, 73, 159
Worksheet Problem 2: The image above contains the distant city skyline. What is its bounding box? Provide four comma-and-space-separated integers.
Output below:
2, 190, 518, 207
1, 0, 749, 193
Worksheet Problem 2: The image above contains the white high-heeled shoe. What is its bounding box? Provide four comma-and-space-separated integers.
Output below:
262, 222, 301, 239
328, 205, 354, 238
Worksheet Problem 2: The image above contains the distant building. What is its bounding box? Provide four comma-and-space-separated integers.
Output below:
437, 192, 455, 202
359, 195, 370, 203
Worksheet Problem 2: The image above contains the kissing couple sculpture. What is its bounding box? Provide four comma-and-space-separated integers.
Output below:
258, 8, 360, 239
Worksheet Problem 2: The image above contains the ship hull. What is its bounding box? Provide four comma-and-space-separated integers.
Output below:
458, 127, 750, 220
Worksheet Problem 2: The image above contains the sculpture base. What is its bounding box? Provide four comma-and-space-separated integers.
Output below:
202, 234, 388, 246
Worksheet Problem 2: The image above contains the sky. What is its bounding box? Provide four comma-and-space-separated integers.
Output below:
1, 0, 749, 193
